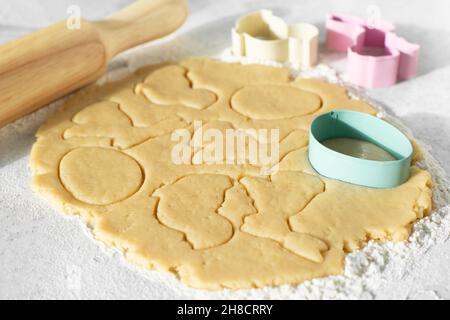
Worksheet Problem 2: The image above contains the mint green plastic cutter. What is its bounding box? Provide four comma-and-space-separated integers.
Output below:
308, 110, 413, 188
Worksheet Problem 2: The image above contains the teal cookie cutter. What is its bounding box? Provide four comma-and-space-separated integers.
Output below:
308, 110, 412, 188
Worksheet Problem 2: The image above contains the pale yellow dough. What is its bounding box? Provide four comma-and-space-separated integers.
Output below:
322, 138, 397, 161
30, 58, 432, 290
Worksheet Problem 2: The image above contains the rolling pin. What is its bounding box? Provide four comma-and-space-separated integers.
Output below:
0, 0, 188, 128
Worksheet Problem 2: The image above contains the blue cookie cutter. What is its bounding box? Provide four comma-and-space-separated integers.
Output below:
308, 110, 412, 188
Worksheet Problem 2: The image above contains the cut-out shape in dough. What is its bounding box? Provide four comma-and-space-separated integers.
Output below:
154, 174, 234, 249
72, 101, 131, 126
239, 171, 328, 262
66, 103, 187, 149
108, 88, 177, 127
218, 183, 257, 228
231, 85, 321, 120
59, 147, 143, 205
282, 232, 328, 263
288, 167, 432, 251
136, 65, 217, 109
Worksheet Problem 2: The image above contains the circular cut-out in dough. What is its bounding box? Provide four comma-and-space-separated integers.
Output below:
231, 85, 321, 120
59, 147, 143, 205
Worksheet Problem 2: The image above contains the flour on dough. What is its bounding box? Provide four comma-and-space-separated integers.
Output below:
30, 58, 432, 289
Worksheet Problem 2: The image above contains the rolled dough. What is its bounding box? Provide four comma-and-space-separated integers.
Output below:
30, 58, 432, 289
322, 138, 397, 161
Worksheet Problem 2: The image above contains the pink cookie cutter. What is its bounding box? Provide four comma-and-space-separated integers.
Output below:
326, 14, 420, 88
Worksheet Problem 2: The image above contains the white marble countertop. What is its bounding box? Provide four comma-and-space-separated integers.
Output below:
0, 0, 449, 299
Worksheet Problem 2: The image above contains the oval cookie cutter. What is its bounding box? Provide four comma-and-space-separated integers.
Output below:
326, 14, 420, 88
308, 110, 413, 188
232, 10, 319, 67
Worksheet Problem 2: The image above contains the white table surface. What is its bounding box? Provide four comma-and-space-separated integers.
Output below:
0, 0, 449, 299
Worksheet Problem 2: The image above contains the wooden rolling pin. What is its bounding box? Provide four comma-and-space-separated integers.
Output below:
0, 0, 188, 128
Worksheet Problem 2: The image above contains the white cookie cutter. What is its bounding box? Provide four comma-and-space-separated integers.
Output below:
231, 10, 319, 67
